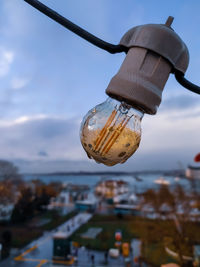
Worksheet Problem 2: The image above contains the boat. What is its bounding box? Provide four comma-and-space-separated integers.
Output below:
134, 175, 143, 182
154, 176, 170, 185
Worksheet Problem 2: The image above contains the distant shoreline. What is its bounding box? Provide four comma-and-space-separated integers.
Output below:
21, 169, 183, 176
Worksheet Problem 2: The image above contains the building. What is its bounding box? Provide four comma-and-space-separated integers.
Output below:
186, 165, 200, 179
52, 232, 74, 264
113, 192, 138, 204
95, 179, 129, 200
114, 204, 140, 215
49, 191, 71, 209
75, 192, 98, 212
48, 183, 90, 209
75, 200, 97, 212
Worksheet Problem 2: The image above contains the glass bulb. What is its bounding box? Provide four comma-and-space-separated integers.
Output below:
80, 97, 143, 166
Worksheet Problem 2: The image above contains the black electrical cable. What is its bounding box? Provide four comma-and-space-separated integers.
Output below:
24, 0, 200, 95
24, 0, 127, 54
175, 71, 200, 95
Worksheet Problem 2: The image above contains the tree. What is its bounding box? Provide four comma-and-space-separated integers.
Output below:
11, 187, 35, 223
11, 180, 62, 223
32, 180, 62, 211
0, 160, 21, 183
141, 184, 197, 266
1, 230, 12, 259
0, 160, 23, 205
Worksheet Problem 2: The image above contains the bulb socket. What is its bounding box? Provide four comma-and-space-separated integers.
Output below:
106, 17, 189, 114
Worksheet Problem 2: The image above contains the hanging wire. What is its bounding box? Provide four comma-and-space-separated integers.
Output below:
24, 0, 200, 95
23, 0, 127, 54
174, 71, 200, 95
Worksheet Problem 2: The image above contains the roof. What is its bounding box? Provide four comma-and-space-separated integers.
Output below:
97, 179, 128, 186
115, 204, 140, 210
53, 232, 68, 239
188, 165, 200, 170
76, 200, 96, 205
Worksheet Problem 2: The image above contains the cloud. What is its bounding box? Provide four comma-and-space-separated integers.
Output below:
38, 151, 48, 157
141, 107, 200, 153
0, 47, 14, 77
0, 115, 85, 161
0, 110, 198, 172
160, 94, 200, 112
0, 115, 48, 127
11, 77, 30, 90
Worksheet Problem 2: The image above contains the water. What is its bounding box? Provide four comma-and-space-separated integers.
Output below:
23, 174, 100, 187
22, 173, 198, 194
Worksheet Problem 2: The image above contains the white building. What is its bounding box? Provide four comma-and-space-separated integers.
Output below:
186, 165, 200, 179
48, 191, 71, 209
95, 179, 129, 199
113, 192, 137, 204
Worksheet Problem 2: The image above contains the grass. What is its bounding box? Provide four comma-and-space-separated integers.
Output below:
71, 215, 136, 250
41, 210, 78, 231
142, 241, 177, 267
71, 214, 200, 267
11, 228, 43, 248
0, 209, 78, 248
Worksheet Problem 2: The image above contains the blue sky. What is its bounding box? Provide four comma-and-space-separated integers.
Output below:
0, 0, 200, 172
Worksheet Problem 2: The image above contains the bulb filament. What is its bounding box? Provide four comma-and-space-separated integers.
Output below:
94, 106, 133, 156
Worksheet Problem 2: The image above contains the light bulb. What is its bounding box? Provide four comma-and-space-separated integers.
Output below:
80, 97, 143, 166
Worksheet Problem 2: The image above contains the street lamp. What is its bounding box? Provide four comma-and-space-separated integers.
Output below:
24, 0, 200, 166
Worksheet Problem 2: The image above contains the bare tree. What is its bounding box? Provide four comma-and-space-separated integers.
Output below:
141, 184, 198, 266
0, 160, 23, 204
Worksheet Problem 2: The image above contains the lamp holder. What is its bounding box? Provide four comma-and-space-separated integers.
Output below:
106, 17, 189, 114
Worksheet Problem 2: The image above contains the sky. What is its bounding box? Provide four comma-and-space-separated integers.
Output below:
0, 0, 200, 173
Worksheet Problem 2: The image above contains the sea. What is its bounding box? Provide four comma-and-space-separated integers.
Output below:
22, 173, 200, 194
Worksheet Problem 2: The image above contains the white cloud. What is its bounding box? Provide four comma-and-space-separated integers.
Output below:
0, 108, 198, 172
0, 47, 14, 77
141, 107, 200, 153
0, 114, 53, 127
0, 115, 85, 161
11, 77, 30, 90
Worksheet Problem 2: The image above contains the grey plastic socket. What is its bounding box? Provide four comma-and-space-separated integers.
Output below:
106, 17, 189, 115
